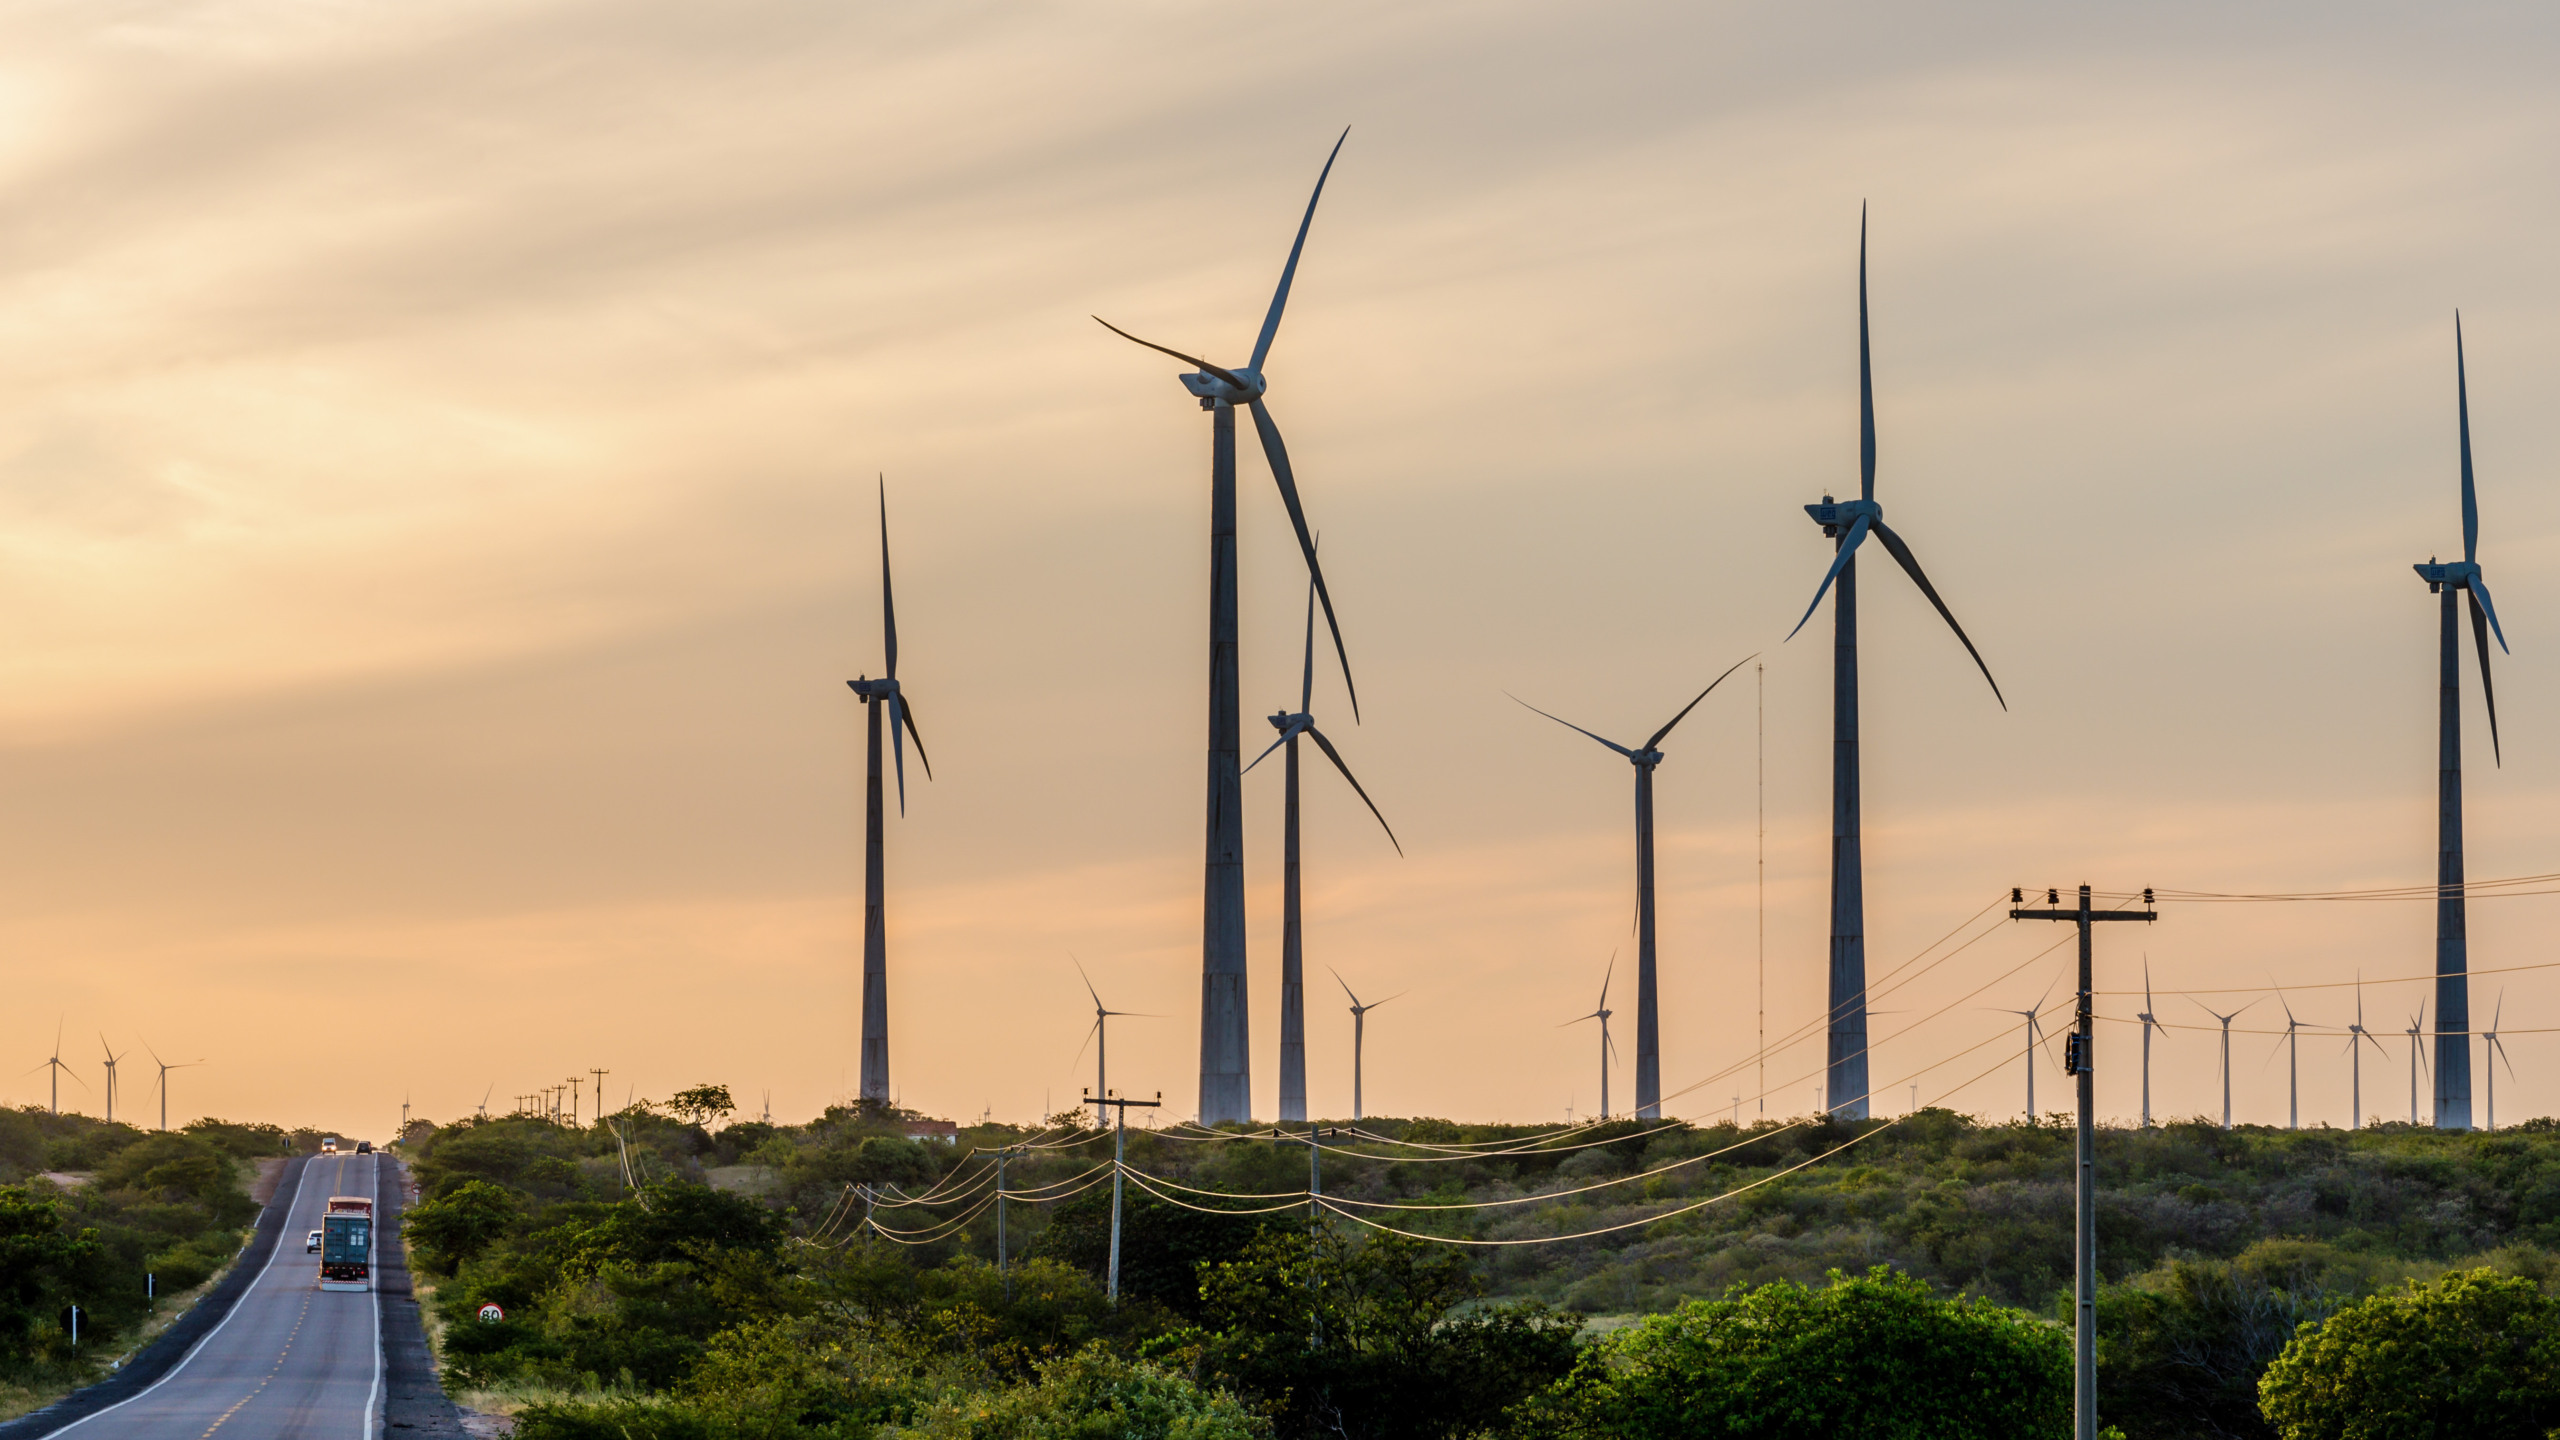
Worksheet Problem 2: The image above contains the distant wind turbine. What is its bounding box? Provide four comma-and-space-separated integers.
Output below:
2135, 958, 2166, 1128
846, 476, 934, 1107
2194, 996, 2263, 1129
144, 1043, 204, 1132
1248, 560, 1399, 1123
1988, 977, 2059, 1120
1560, 955, 1618, 1121
2265, 984, 2306, 1131
1331, 969, 1402, 1123
1073, 958, 1153, 1129
1516, 655, 1751, 1118
1791, 208, 2006, 1120
98, 1036, 128, 1127
1095, 131, 1360, 1125
29, 1020, 83, 1116
2483, 991, 2515, 1132
478, 1083, 495, 1119
2344, 976, 2387, 1129
2410, 315, 2510, 1132
2406, 1001, 2430, 1126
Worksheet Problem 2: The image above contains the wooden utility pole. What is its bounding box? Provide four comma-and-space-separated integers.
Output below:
2010, 884, 2156, 1440
1086, 1091, 1162, 1301
982, 1144, 1026, 1301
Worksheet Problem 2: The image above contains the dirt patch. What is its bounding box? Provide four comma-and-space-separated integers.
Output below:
459, 1414, 517, 1437
32, 1172, 89, 1191
248, 1156, 287, 1205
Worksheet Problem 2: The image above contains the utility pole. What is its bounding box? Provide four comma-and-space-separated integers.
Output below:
1086, 1091, 1162, 1301
1300, 1124, 1345, 1222
2010, 883, 2156, 1440
983, 1144, 1026, 1301
567, 1076, 582, 1129
591, 1069, 609, 1126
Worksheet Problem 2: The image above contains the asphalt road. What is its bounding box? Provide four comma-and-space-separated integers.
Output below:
58, 1153, 383, 1440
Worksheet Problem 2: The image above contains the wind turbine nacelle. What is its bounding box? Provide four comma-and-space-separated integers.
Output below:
1804, 497, 1881, 537
2413, 559, 2478, 593
1180, 367, 1268, 408
846, 677, 900, 700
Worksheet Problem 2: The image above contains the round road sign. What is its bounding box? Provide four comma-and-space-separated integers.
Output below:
477, 1303, 505, 1323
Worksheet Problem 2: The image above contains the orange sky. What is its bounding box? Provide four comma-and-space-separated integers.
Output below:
3, 2, 2557, 1141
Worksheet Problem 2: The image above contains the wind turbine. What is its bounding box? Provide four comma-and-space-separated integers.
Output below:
144, 1044, 203, 1132
1248, 562, 1399, 1123
846, 477, 933, 1108
1988, 977, 2059, 1120
477, 1083, 494, 1119
1516, 656, 1751, 1118
1095, 131, 1360, 1126
1560, 955, 1618, 1121
29, 1021, 83, 1115
2194, 996, 2263, 1129
2483, 991, 2515, 1132
98, 1037, 128, 1127
1073, 958, 1152, 1129
2344, 976, 2388, 1129
2135, 958, 2166, 1127
2411, 317, 2510, 1133
1331, 969, 1402, 1123
2265, 985, 2305, 1131
1791, 210, 2006, 1120
2405, 1001, 2430, 1126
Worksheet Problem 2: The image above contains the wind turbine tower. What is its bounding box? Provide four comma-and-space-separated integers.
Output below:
2268, 987, 2305, 1131
2483, 992, 2515, 1131
1790, 210, 2007, 1119
1562, 956, 1618, 1120
2135, 959, 2165, 1128
2411, 316, 2510, 1132
99, 1037, 127, 1127
1249, 564, 1398, 1122
1095, 132, 1361, 1125
2405, 1001, 2429, 1126
1331, 969, 1401, 1122
2345, 977, 2386, 1128
1991, 979, 2056, 1121
1074, 959, 1150, 1130
846, 477, 934, 1106
1517, 657, 1750, 1118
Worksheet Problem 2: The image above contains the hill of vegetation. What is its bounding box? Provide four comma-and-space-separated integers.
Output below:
0, 1108, 311, 1414
393, 1090, 2560, 1438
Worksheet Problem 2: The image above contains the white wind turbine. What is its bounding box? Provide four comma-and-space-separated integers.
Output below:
2343, 976, 2387, 1129
2483, 991, 2516, 1132
2135, 958, 2166, 1127
2195, 995, 2264, 1129
1561, 955, 1618, 1121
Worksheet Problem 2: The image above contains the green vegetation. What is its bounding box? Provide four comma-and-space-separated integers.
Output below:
2256, 1267, 2560, 1439
394, 1099, 2560, 1437
0, 1108, 300, 1398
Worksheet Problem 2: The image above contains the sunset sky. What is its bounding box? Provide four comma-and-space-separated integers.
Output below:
3, 2, 2557, 1141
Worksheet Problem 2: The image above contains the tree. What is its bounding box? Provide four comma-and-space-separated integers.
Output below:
667, 1085, 736, 1130
2257, 1267, 2560, 1439
0, 1186, 99, 1356
405, 1180, 519, 1276
1199, 1228, 1581, 1440
1518, 1266, 2069, 1440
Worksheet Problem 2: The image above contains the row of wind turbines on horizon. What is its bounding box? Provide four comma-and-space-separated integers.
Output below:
21, 1021, 204, 1131
840, 129, 2526, 1135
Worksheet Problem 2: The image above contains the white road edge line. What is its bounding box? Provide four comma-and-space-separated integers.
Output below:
363, 1153, 384, 1440
44, 1157, 319, 1437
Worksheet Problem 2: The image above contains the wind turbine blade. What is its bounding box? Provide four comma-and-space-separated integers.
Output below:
1785, 513, 1873, 642
1300, 568, 1318, 715
2470, 572, 2510, 655
1644, 654, 1754, 750
1091, 318, 1248, 390
1508, 693, 1636, 759
1243, 731, 1290, 775
2468, 591, 2503, 767
1329, 966, 1361, 1007
1248, 400, 1357, 720
2493, 990, 2505, 1031
1859, 203, 1877, 502
2494, 1035, 2516, 1077
2458, 313, 2478, 565
897, 697, 933, 780
1599, 952, 1614, 1010
1249, 127, 1349, 373
1072, 1017, 1099, 1069
1072, 955, 1103, 1010
1371, 990, 1408, 1008
1869, 519, 2005, 710
878, 476, 899, 680
1305, 726, 1401, 855
888, 693, 909, 816
2145, 954, 2154, 1016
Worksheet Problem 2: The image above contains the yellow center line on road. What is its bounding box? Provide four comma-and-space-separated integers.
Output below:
199, 1197, 329, 1439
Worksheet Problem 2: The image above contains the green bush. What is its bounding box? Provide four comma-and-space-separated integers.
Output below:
895, 1345, 1266, 1440
407, 1180, 519, 1276
2257, 1267, 2560, 1438
1519, 1266, 2069, 1440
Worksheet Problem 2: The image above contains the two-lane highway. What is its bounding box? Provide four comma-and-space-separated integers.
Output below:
58, 1153, 382, 1439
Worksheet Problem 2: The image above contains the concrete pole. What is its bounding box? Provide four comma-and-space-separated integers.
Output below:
1107, 1107, 1127, 1300
2073, 885, 2096, 1440
1825, 553, 1869, 1118
1633, 760, 1661, 1118
2435, 584, 2473, 1128
1201, 404, 1252, 1125
861, 690, 891, 1103
1279, 735, 1307, 1122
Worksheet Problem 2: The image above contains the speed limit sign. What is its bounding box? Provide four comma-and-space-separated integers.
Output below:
477, 1304, 505, 1323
